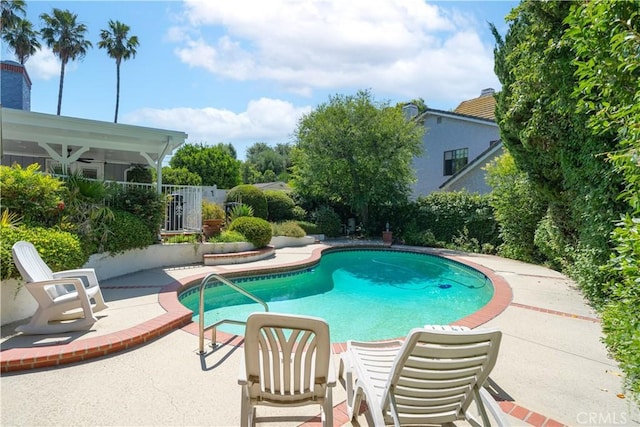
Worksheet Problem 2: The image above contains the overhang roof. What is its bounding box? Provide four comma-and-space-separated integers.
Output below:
1, 107, 188, 168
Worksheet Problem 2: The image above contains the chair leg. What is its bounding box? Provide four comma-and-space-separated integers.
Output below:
323, 388, 333, 427
240, 386, 249, 427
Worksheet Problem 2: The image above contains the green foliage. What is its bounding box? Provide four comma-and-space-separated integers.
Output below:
208, 230, 246, 243
101, 209, 154, 254
291, 89, 423, 228
264, 190, 296, 222
296, 221, 319, 235
0, 226, 87, 280
164, 234, 198, 244
226, 184, 268, 219
486, 153, 546, 262
202, 200, 225, 220
161, 167, 202, 186
413, 192, 499, 247
107, 184, 164, 238
126, 165, 152, 183
245, 142, 291, 183
228, 216, 272, 248
228, 204, 254, 222
0, 164, 66, 227
170, 143, 242, 188
271, 221, 306, 238
310, 206, 342, 237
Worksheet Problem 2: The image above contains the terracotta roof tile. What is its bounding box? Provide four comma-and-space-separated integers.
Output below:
454, 90, 496, 120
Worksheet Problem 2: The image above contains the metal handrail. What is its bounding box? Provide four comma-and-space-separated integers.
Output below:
198, 272, 268, 354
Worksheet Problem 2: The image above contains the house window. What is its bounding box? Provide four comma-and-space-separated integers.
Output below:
443, 148, 468, 176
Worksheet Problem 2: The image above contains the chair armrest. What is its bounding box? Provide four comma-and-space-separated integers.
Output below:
52, 268, 99, 287
238, 349, 247, 385
26, 278, 89, 299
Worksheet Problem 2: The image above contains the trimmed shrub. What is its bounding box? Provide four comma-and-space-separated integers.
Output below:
272, 221, 306, 238
202, 200, 225, 220
107, 185, 165, 238
228, 216, 272, 248
226, 185, 268, 219
0, 226, 87, 280
310, 206, 342, 237
265, 190, 297, 222
102, 210, 154, 254
208, 230, 246, 243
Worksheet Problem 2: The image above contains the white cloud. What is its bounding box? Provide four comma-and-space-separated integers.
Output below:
24, 47, 59, 80
123, 98, 312, 158
169, 0, 498, 104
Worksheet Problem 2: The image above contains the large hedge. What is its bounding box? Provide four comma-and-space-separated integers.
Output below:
101, 210, 155, 254
226, 185, 268, 220
264, 190, 297, 222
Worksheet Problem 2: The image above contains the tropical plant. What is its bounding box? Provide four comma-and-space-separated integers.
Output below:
0, 209, 22, 228
0, 0, 25, 32
228, 216, 272, 248
98, 20, 139, 123
228, 204, 254, 223
40, 8, 92, 115
2, 16, 40, 64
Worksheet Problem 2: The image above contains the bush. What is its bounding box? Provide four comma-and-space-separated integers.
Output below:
202, 200, 225, 220
296, 221, 319, 234
310, 206, 342, 237
272, 221, 306, 238
228, 216, 272, 248
264, 190, 297, 222
226, 185, 268, 219
0, 226, 87, 280
208, 230, 246, 243
107, 185, 165, 238
101, 210, 154, 254
413, 191, 499, 247
0, 164, 67, 227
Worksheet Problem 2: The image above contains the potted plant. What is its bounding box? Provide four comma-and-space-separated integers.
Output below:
202, 200, 225, 237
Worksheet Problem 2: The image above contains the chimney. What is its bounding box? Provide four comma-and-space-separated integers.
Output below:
480, 88, 495, 97
1, 60, 32, 111
402, 103, 419, 120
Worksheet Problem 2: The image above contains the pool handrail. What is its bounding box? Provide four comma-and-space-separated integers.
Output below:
198, 272, 268, 354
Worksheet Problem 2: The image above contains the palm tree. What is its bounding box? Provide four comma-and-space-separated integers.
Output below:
2, 17, 40, 64
98, 20, 139, 123
40, 8, 92, 115
0, 0, 25, 32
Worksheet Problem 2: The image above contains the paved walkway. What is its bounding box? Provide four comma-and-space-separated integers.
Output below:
1, 243, 638, 426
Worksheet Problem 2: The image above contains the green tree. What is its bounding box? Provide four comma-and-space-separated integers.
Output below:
169, 143, 241, 188
566, 0, 640, 399
161, 166, 202, 186
40, 8, 92, 115
491, 0, 625, 300
2, 17, 40, 64
291, 90, 423, 228
0, 0, 25, 31
245, 142, 291, 182
98, 20, 139, 123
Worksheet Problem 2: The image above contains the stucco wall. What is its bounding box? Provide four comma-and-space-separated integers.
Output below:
412, 113, 499, 197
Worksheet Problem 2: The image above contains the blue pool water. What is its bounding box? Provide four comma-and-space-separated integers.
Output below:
179, 249, 493, 342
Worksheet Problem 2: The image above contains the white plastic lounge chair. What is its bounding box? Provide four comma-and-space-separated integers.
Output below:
339, 326, 506, 426
11, 241, 108, 334
238, 312, 336, 427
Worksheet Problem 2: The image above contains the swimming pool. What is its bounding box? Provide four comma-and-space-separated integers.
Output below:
179, 248, 494, 342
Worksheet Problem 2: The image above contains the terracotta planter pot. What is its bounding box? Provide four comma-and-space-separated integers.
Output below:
382, 231, 393, 246
203, 219, 224, 237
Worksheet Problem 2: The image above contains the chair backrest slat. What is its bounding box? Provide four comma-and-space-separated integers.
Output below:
12, 241, 54, 283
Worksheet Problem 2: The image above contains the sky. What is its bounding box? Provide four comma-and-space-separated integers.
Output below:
5, 0, 519, 160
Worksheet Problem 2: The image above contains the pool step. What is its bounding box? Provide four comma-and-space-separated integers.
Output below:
203, 245, 275, 266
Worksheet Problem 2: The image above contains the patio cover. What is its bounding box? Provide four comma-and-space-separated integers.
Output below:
0, 107, 188, 190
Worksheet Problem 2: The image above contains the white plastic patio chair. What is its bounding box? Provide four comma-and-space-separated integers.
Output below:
11, 241, 108, 334
238, 312, 336, 427
339, 326, 507, 426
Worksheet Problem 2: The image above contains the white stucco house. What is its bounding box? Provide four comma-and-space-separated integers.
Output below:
406, 88, 503, 197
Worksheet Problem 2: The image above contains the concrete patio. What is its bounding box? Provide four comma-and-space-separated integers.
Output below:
1, 243, 638, 426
